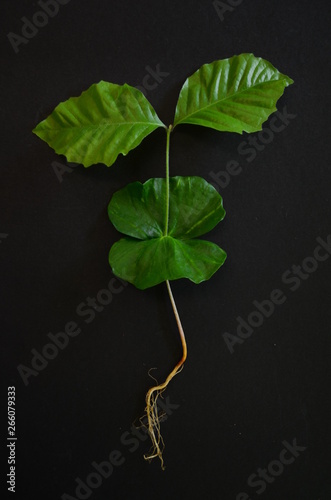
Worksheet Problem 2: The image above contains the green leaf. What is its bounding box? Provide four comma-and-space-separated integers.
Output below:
108, 176, 226, 240
173, 53, 293, 134
33, 81, 165, 167
109, 237, 226, 290
108, 176, 226, 289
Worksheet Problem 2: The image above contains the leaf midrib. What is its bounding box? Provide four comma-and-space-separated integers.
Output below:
172, 204, 223, 238
38, 120, 164, 132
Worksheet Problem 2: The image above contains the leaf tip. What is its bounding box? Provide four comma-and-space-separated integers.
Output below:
286, 76, 294, 86
32, 122, 42, 137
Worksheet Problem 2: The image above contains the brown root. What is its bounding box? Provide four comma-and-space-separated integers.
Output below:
143, 280, 187, 469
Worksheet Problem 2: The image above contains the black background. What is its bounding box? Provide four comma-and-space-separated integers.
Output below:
1, 1, 331, 499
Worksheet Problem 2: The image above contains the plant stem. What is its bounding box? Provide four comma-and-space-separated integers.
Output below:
166, 280, 187, 365
144, 280, 187, 469
144, 125, 186, 469
164, 125, 173, 236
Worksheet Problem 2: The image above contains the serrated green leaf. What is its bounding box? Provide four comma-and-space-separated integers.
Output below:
33, 81, 165, 167
108, 176, 226, 289
173, 53, 293, 134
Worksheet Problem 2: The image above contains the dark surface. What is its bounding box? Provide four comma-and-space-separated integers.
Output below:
1, 1, 331, 499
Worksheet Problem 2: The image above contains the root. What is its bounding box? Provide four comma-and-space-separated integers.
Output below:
143, 280, 187, 470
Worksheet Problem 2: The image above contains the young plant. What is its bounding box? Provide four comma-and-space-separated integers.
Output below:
33, 53, 293, 468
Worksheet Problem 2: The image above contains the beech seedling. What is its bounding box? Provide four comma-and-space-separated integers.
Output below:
33, 53, 293, 468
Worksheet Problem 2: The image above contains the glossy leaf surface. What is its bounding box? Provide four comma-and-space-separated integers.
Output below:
33, 81, 165, 167
173, 53, 293, 133
109, 237, 226, 290
108, 176, 226, 289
